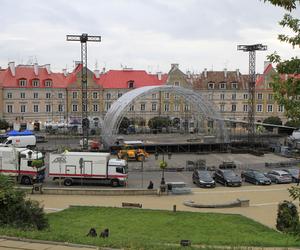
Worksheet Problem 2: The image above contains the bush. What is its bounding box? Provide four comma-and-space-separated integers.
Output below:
0, 174, 48, 230
276, 200, 299, 233
0, 119, 9, 130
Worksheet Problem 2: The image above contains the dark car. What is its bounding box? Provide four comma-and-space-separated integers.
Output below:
282, 168, 300, 183
214, 169, 242, 187
192, 170, 216, 188
241, 170, 271, 185
265, 170, 292, 184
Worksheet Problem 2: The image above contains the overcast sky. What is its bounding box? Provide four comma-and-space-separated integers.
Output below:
0, 0, 298, 74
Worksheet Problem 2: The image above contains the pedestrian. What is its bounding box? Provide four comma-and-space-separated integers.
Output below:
297, 170, 300, 186
147, 180, 154, 189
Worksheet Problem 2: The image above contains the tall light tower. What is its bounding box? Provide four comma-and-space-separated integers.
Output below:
67, 33, 101, 150
237, 44, 267, 147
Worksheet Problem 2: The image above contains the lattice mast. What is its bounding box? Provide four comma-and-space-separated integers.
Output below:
66, 34, 101, 150
237, 44, 267, 146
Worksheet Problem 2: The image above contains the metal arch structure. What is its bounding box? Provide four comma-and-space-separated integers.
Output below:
102, 85, 229, 147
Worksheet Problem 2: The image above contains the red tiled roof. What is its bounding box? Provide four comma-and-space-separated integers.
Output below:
96, 69, 167, 88
256, 63, 274, 87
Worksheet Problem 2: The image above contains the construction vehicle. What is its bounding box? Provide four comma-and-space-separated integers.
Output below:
117, 144, 149, 162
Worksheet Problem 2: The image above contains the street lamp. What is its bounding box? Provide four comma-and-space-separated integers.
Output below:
155, 151, 172, 186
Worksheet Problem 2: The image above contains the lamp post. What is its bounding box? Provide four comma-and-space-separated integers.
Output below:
155, 151, 172, 186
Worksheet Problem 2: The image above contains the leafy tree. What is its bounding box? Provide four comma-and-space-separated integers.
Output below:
263, 116, 283, 125
276, 200, 299, 233
119, 117, 130, 133
148, 117, 171, 130
0, 119, 9, 130
264, 0, 300, 123
285, 120, 300, 127
0, 174, 48, 230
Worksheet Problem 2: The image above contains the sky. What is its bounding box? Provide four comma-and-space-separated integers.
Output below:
0, 0, 299, 74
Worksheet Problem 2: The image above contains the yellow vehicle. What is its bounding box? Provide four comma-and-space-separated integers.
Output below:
117, 145, 149, 162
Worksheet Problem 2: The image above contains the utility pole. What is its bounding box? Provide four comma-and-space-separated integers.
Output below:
237, 44, 267, 147
66, 33, 101, 150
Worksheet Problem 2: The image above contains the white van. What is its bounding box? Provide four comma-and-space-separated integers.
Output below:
0, 135, 36, 148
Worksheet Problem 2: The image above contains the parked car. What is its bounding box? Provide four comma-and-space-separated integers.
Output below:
265, 170, 292, 184
282, 168, 300, 183
219, 161, 237, 169
214, 169, 242, 187
241, 169, 271, 185
192, 170, 216, 188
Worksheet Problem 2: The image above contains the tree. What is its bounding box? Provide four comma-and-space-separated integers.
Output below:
276, 200, 299, 233
264, 0, 300, 123
148, 117, 171, 131
263, 116, 283, 125
119, 117, 130, 134
0, 119, 9, 130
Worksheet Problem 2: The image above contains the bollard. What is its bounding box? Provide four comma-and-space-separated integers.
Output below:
173, 204, 176, 212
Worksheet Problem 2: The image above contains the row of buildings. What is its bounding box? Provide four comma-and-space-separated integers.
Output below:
0, 60, 283, 131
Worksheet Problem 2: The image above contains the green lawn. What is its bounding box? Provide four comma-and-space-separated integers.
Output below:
0, 206, 299, 250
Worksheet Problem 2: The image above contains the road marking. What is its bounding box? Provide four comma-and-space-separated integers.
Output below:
193, 187, 289, 194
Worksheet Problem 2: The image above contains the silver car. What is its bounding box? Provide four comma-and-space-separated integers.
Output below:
266, 170, 292, 184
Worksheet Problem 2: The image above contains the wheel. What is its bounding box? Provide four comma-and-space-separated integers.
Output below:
21, 176, 31, 185
137, 155, 145, 162
111, 179, 119, 187
64, 178, 73, 186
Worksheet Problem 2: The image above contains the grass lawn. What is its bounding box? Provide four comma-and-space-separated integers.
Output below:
0, 206, 299, 250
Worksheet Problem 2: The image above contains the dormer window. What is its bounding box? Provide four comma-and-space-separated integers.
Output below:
220, 82, 226, 89
128, 80, 134, 89
231, 82, 238, 89
19, 79, 27, 87
45, 80, 52, 87
208, 82, 214, 89
32, 79, 39, 87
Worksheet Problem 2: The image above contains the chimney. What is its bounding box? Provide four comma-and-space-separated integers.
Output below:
204, 68, 207, 78
45, 64, 51, 74
224, 68, 227, 78
157, 72, 162, 81
34, 63, 38, 76
236, 69, 240, 78
62, 69, 67, 77
8, 62, 15, 76
94, 69, 100, 79
101, 67, 106, 74
171, 63, 179, 70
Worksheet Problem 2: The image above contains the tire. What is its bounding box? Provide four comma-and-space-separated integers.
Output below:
64, 178, 73, 186
21, 176, 31, 185
111, 179, 119, 187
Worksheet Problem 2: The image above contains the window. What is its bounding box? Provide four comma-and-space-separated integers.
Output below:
141, 103, 146, 111
58, 104, 64, 112
46, 104, 51, 113
58, 93, 63, 99
20, 105, 26, 113
45, 80, 52, 87
174, 81, 180, 86
231, 104, 237, 112
116, 167, 124, 174
152, 93, 157, 99
257, 93, 263, 100
129, 104, 134, 111
7, 105, 13, 113
184, 104, 190, 111
93, 104, 98, 112
243, 93, 248, 99
257, 104, 263, 112
164, 92, 169, 99
128, 80, 134, 88
208, 83, 214, 89
20, 92, 25, 99
174, 104, 180, 112
208, 94, 213, 100
82, 92, 87, 99
105, 102, 111, 111
243, 104, 248, 112
83, 104, 87, 112
7, 93, 12, 99
220, 93, 225, 100
268, 94, 273, 100
232, 93, 236, 100
106, 93, 111, 100
19, 79, 26, 87
46, 92, 51, 99
232, 83, 238, 89
72, 104, 78, 112
220, 82, 226, 89
33, 92, 39, 99
267, 104, 273, 112
152, 103, 157, 111
33, 105, 39, 113
278, 105, 284, 112
118, 92, 123, 98
220, 104, 225, 112
164, 103, 169, 112
93, 92, 98, 99
72, 92, 78, 99
32, 79, 39, 87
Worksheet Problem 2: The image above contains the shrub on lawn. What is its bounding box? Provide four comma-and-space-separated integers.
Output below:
276, 200, 299, 233
0, 174, 48, 230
